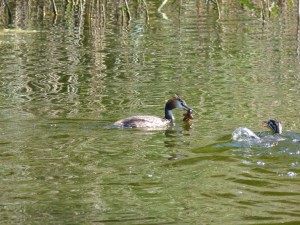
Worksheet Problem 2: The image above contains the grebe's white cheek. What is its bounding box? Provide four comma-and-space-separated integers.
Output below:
176, 101, 184, 109
278, 123, 283, 134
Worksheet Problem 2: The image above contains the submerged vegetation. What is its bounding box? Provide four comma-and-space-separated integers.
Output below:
0, 0, 298, 29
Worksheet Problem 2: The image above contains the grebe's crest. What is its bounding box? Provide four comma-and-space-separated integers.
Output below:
264, 119, 282, 134
168, 95, 190, 111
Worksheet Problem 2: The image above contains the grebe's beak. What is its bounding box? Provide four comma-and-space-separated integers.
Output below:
263, 121, 268, 128
175, 98, 192, 111
182, 103, 192, 111
173, 95, 193, 111
263, 119, 282, 134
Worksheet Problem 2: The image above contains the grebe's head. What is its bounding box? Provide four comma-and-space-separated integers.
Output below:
166, 95, 191, 111
263, 119, 282, 134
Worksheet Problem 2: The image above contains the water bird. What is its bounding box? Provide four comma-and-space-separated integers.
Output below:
114, 95, 192, 129
183, 109, 193, 122
263, 119, 282, 134
232, 119, 283, 142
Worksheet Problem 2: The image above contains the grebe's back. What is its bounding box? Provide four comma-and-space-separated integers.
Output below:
114, 115, 169, 128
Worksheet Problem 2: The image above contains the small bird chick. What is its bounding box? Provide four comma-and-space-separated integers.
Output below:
183, 109, 193, 122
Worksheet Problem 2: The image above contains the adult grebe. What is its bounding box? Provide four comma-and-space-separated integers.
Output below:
263, 119, 282, 134
232, 119, 283, 142
114, 95, 192, 128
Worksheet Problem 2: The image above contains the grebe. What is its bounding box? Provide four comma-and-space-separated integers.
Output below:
183, 109, 193, 122
263, 119, 282, 134
114, 95, 192, 128
232, 119, 283, 142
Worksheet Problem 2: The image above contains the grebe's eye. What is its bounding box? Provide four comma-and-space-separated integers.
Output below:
181, 100, 187, 106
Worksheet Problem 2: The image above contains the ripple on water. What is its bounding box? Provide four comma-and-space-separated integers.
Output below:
186, 127, 300, 224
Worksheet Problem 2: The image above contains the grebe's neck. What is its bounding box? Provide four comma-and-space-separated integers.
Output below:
164, 109, 175, 121
164, 101, 175, 121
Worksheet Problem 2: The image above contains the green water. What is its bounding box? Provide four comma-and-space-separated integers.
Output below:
1, 1, 300, 224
